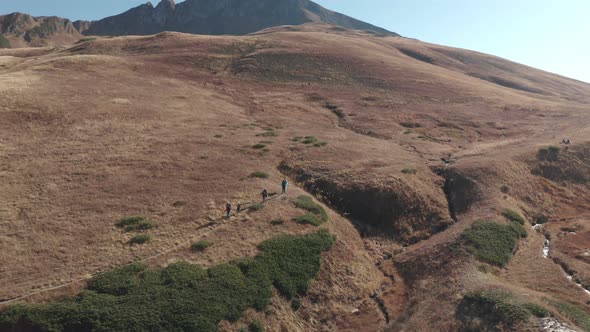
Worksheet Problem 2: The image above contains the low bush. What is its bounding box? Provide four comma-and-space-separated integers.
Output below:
502, 209, 526, 225
293, 196, 328, 222
463, 221, 526, 267
249, 320, 264, 332
500, 185, 510, 194
293, 213, 323, 226
0, 231, 334, 332
401, 168, 417, 175
249, 172, 269, 179
313, 141, 328, 147
291, 298, 302, 311
537, 146, 560, 161
248, 204, 265, 212
301, 136, 318, 145
191, 240, 213, 252
129, 234, 151, 245
400, 122, 421, 128
214, 134, 223, 138
256, 129, 279, 137
252, 144, 266, 149
292, 136, 303, 142
116, 217, 155, 232
270, 219, 284, 225
459, 290, 545, 326
550, 301, 590, 331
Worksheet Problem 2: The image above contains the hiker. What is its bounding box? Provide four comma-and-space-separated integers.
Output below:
281, 178, 288, 194
225, 203, 232, 218
261, 189, 268, 202
236, 203, 242, 214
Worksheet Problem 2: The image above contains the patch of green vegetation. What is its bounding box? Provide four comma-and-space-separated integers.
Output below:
249, 172, 269, 179
537, 146, 560, 161
77, 37, 97, 43
292, 136, 303, 142
262, 148, 271, 153
129, 234, 151, 245
0, 231, 334, 332
291, 298, 302, 311
463, 221, 526, 267
551, 301, 590, 331
293, 214, 322, 226
313, 141, 328, 147
256, 129, 279, 137
301, 136, 318, 145
403, 129, 412, 135
116, 217, 155, 232
249, 320, 264, 332
252, 144, 267, 149
0, 34, 10, 49
293, 195, 328, 222
191, 240, 213, 252
460, 290, 549, 326
401, 168, 417, 175
248, 204, 265, 212
270, 219, 284, 225
521, 303, 550, 318
502, 209, 526, 225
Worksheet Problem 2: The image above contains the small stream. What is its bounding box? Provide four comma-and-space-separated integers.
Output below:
536, 225, 590, 296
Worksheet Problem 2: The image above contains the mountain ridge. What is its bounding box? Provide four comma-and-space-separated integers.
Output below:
0, 0, 398, 47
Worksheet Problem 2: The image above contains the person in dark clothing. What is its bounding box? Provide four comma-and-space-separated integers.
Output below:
261, 189, 268, 202
225, 203, 232, 218
281, 178, 288, 194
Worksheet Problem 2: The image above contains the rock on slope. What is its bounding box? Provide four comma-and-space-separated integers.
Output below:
84, 0, 398, 36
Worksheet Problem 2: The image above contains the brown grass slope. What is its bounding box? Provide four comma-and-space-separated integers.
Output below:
0, 26, 589, 330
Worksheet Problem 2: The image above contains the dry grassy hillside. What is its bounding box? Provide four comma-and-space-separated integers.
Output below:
0, 24, 589, 331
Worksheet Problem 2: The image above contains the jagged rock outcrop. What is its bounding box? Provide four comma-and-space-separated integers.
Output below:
0, 12, 81, 47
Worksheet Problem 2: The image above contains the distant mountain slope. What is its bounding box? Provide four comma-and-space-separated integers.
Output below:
84, 0, 398, 37
0, 12, 81, 47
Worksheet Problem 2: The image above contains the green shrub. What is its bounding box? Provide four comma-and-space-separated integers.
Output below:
116, 217, 155, 232
292, 137, 303, 142
191, 240, 213, 252
403, 129, 412, 135
551, 301, 590, 331
401, 168, 417, 175
270, 219, 284, 225
0, 231, 334, 332
293, 196, 328, 222
249, 320, 264, 332
291, 298, 302, 311
249, 172, 269, 179
301, 136, 318, 145
256, 129, 279, 137
129, 234, 151, 245
538, 146, 560, 161
248, 204, 265, 212
293, 214, 322, 226
252, 144, 267, 149
463, 221, 525, 267
460, 290, 532, 325
502, 209, 526, 225
0, 34, 10, 49
521, 303, 550, 318
313, 141, 328, 147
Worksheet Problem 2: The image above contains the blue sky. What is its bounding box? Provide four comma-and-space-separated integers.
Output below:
1, 0, 589, 83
